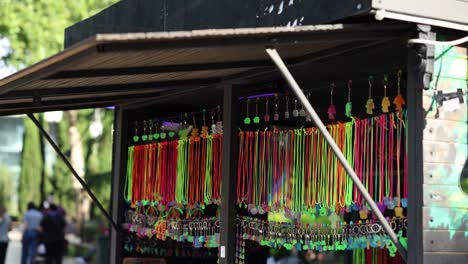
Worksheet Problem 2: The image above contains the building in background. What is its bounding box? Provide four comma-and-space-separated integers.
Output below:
0, 116, 24, 215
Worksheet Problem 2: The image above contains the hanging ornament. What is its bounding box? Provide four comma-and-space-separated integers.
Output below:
142, 120, 148, 141
201, 110, 209, 137
284, 96, 290, 119
253, 99, 260, 124
211, 110, 217, 134
328, 83, 336, 120
394, 206, 404, 218
160, 125, 167, 139
292, 99, 299, 117
191, 113, 199, 137
299, 91, 306, 117
366, 76, 375, 115
359, 207, 368, 220
274, 95, 280, 121
345, 80, 352, 118
148, 120, 154, 141
153, 120, 160, 140
264, 99, 270, 122
393, 70, 406, 111
244, 99, 251, 125
381, 75, 391, 113
216, 105, 223, 134
133, 121, 140, 142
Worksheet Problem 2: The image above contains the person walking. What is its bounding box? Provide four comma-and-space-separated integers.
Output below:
0, 204, 11, 264
21, 202, 43, 264
40, 203, 66, 264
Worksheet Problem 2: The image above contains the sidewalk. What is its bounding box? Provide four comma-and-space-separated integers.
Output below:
6, 228, 76, 264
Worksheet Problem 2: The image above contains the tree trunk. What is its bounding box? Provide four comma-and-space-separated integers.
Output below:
68, 110, 91, 229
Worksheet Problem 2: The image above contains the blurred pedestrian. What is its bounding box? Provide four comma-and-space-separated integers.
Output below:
0, 204, 11, 264
43, 194, 66, 217
40, 203, 66, 264
21, 201, 43, 264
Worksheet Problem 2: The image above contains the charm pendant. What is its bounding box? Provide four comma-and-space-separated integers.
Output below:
133, 121, 139, 142
345, 102, 352, 118
393, 94, 405, 111
293, 100, 299, 117
381, 96, 390, 113
264, 99, 270, 121
327, 104, 336, 120
274, 113, 280, 121
365, 98, 375, 115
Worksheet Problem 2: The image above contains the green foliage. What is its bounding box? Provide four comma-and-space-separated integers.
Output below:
83, 109, 114, 217
50, 114, 75, 215
461, 177, 468, 195
0, 0, 118, 68
18, 115, 43, 213
0, 163, 13, 208
49, 109, 114, 220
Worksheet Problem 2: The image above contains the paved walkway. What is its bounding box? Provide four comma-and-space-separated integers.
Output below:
6, 229, 76, 264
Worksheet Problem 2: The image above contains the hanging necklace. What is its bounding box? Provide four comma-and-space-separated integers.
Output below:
125, 146, 135, 204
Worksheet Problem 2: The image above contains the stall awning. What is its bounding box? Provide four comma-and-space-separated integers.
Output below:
0, 23, 409, 115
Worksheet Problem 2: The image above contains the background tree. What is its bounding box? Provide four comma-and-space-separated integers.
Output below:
18, 115, 43, 213
0, 0, 118, 68
0, 0, 118, 217
0, 164, 13, 209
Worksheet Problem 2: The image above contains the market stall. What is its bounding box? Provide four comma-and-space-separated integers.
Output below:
0, 1, 466, 263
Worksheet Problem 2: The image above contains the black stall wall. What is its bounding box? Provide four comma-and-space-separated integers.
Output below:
65, 0, 371, 47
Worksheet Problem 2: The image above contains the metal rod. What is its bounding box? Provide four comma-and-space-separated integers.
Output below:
265, 48, 408, 262
27, 113, 119, 232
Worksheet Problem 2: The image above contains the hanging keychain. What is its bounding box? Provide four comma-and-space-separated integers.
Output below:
133, 121, 140, 142
211, 110, 217, 134
216, 105, 223, 134
153, 120, 160, 140
328, 83, 336, 120
284, 96, 290, 119
253, 99, 260, 124
393, 70, 406, 111
191, 113, 199, 137
274, 95, 280, 121
381, 75, 391, 113
345, 80, 352, 118
201, 110, 209, 137
299, 91, 306, 117
264, 98, 270, 122
148, 120, 154, 141
292, 99, 299, 117
366, 76, 375, 115
160, 125, 167, 139
244, 99, 251, 125
142, 120, 148, 141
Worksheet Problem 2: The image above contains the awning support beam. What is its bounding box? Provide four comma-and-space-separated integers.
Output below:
27, 113, 119, 232
265, 48, 408, 262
